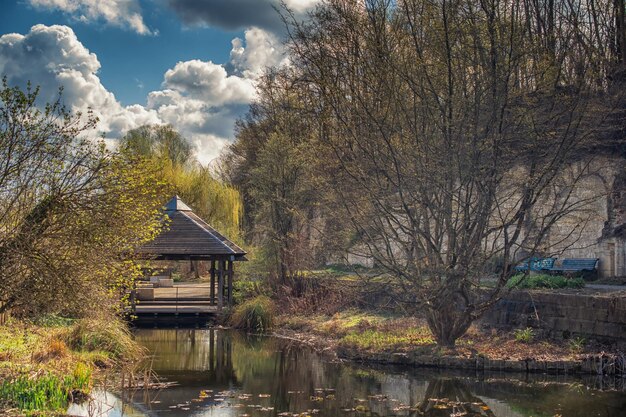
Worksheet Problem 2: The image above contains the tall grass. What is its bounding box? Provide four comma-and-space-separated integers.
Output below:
230, 295, 275, 332
63, 317, 144, 360
0, 363, 91, 412
1, 316, 144, 414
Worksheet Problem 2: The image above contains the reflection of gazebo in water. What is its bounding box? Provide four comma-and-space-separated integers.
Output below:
134, 196, 246, 318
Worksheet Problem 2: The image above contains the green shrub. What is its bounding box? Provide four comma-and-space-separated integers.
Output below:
568, 336, 586, 353
507, 274, 585, 289
230, 295, 275, 332
232, 279, 264, 305
63, 318, 143, 360
35, 314, 76, 328
514, 327, 535, 343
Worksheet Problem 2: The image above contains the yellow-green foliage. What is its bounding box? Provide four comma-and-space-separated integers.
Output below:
317, 310, 384, 336
0, 82, 169, 317
230, 296, 275, 332
0, 323, 40, 363
341, 328, 435, 351
121, 124, 244, 242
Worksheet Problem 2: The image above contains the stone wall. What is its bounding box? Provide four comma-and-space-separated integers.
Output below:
537, 156, 626, 278
340, 156, 626, 277
482, 290, 626, 343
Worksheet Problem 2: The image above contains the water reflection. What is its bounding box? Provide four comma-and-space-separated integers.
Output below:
73, 329, 626, 417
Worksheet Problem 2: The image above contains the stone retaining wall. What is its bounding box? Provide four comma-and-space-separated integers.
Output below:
338, 347, 626, 375
482, 290, 626, 342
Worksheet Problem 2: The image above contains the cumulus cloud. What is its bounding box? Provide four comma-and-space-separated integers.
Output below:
0, 24, 286, 165
0, 25, 160, 137
162, 60, 256, 105
144, 26, 286, 164
167, 0, 321, 35
28, 0, 153, 35
230, 27, 288, 78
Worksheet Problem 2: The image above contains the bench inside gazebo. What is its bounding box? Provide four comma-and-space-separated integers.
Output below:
135, 195, 246, 314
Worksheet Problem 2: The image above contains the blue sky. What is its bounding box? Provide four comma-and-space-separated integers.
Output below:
0, 0, 317, 163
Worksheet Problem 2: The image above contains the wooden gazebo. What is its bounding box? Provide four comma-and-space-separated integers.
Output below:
137, 196, 246, 310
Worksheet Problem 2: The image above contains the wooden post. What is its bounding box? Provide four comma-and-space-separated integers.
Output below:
227, 260, 234, 306
209, 328, 215, 372
218, 259, 224, 311
210, 260, 216, 306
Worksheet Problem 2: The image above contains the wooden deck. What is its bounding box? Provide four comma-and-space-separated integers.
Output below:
134, 304, 218, 314
129, 283, 224, 326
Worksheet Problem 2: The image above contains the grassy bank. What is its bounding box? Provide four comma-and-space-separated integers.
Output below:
276, 309, 608, 363
0, 316, 142, 415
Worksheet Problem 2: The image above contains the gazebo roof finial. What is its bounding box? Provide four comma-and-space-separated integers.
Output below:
164, 195, 192, 212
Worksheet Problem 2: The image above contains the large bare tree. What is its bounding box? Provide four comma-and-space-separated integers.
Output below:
282, 0, 624, 345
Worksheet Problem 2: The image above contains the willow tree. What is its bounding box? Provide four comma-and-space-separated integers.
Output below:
121, 125, 243, 241
0, 81, 167, 316
284, 0, 624, 346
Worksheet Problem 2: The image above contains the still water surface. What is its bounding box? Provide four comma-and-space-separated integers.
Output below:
70, 329, 626, 417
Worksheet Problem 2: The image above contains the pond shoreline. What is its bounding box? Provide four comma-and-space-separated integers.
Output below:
271, 327, 626, 376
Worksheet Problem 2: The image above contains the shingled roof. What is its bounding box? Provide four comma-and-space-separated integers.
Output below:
137, 196, 246, 260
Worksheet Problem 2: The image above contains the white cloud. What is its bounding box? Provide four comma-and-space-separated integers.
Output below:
163, 60, 256, 105
230, 27, 287, 79
0, 24, 286, 165
28, 0, 153, 35
144, 26, 286, 164
284, 0, 320, 13
0, 24, 159, 138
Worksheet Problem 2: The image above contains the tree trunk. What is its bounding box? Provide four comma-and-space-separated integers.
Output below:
425, 304, 473, 348
616, 0, 626, 66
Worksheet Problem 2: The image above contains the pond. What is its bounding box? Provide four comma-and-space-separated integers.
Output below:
69, 329, 626, 417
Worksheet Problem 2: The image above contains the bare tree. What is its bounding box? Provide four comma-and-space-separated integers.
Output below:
282, 0, 624, 346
